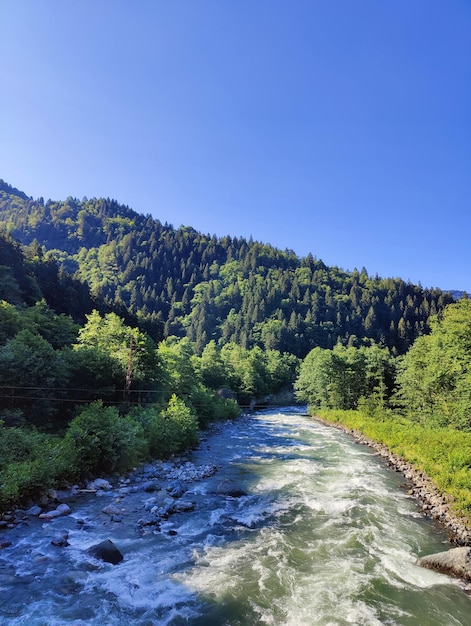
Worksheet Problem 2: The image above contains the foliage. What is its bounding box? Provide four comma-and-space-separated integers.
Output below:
76, 310, 158, 383
138, 394, 199, 458
0, 423, 67, 507
0, 329, 70, 427
195, 341, 299, 406
395, 299, 471, 429
0, 183, 453, 358
295, 344, 395, 411
63, 401, 146, 474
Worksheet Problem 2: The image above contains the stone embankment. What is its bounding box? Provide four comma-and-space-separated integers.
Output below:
312, 416, 471, 547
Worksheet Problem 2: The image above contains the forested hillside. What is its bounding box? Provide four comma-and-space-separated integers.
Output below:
0, 179, 453, 357
0, 178, 469, 517
0, 229, 298, 508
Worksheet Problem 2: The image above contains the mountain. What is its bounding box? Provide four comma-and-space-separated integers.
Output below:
0, 179, 454, 356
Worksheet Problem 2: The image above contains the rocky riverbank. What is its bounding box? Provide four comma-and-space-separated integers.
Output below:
311, 415, 471, 547
0, 440, 227, 550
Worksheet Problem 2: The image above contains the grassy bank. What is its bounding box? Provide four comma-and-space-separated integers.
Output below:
314, 409, 471, 520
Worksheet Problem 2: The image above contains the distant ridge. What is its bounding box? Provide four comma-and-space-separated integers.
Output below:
449, 290, 468, 301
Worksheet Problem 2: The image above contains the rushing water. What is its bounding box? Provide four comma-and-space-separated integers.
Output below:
1, 407, 470, 625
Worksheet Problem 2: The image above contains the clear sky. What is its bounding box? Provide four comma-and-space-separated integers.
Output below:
1, 1, 470, 292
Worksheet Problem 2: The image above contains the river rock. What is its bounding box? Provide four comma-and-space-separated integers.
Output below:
418, 547, 471, 581
39, 503, 71, 520
102, 504, 121, 516
87, 539, 123, 565
137, 515, 160, 527
39, 509, 62, 520
215, 479, 247, 497
26, 505, 42, 516
168, 499, 195, 514
51, 531, 69, 547
87, 478, 112, 491
56, 503, 72, 516
141, 480, 159, 492
166, 480, 187, 498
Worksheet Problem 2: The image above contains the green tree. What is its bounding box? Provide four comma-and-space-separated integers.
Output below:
75, 310, 158, 400
0, 329, 69, 426
396, 299, 471, 429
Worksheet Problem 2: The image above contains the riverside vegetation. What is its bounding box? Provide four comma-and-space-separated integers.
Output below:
295, 298, 471, 532
0, 179, 470, 537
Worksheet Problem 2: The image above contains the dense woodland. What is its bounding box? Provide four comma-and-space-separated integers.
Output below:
0, 179, 453, 357
0, 179, 470, 519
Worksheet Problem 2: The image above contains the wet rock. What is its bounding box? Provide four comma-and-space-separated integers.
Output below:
160, 497, 177, 517
56, 503, 72, 516
144, 497, 159, 511
141, 480, 159, 493
215, 479, 247, 497
39, 510, 62, 520
168, 499, 195, 514
102, 504, 121, 516
167, 462, 217, 482
137, 515, 160, 527
87, 478, 112, 491
51, 531, 69, 547
26, 505, 42, 516
0, 540, 12, 549
418, 547, 471, 581
87, 539, 123, 565
166, 480, 187, 498
39, 503, 71, 520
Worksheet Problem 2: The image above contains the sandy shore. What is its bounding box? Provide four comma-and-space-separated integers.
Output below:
311, 415, 471, 547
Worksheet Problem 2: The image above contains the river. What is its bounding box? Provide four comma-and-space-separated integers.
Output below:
1, 407, 470, 625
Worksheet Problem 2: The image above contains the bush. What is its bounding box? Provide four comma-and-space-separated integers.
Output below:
189, 385, 240, 428
0, 428, 67, 508
143, 395, 198, 458
64, 401, 146, 474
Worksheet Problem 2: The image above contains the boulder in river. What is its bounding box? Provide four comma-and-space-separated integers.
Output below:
418, 547, 471, 581
26, 505, 42, 517
166, 480, 187, 498
215, 479, 247, 497
87, 478, 112, 491
168, 499, 195, 514
51, 531, 69, 547
87, 539, 123, 565
141, 480, 159, 493
39, 503, 71, 521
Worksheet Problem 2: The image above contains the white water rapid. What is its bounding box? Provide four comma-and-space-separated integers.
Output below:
1, 407, 470, 625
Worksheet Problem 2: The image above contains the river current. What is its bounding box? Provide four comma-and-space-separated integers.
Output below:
1, 407, 470, 625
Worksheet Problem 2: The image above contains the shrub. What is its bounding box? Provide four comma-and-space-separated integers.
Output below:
64, 401, 145, 474
145, 394, 198, 458
0, 428, 67, 508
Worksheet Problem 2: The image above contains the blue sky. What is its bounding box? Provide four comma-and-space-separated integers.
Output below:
1, 1, 470, 292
